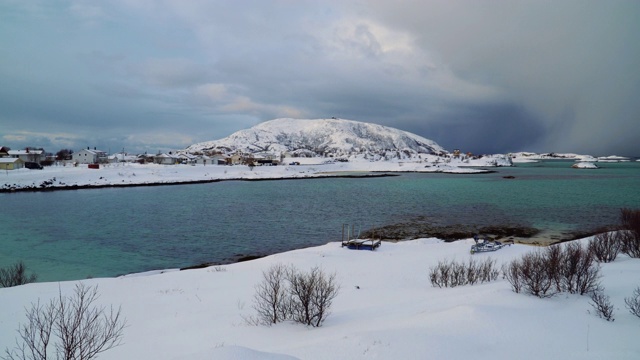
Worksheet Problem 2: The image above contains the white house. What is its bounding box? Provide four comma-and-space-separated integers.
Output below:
177, 153, 197, 164
108, 153, 138, 163
153, 153, 178, 165
195, 154, 227, 165
73, 148, 108, 164
8, 149, 44, 164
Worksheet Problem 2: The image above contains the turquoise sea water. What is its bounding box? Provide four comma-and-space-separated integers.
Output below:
1, 160, 639, 282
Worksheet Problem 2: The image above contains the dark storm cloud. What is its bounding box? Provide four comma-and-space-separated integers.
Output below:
364, 0, 640, 155
1, 1, 638, 156
394, 103, 546, 155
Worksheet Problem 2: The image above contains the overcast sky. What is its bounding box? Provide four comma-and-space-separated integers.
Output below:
1, 1, 638, 156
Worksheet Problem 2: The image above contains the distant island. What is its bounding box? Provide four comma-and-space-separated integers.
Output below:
1, 118, 634, 192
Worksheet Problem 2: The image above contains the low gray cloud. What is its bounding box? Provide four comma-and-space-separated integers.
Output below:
0, 1, 638, 156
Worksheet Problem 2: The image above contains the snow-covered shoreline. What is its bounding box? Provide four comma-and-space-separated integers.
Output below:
0, 156, 504, 192
2, 237, 638, 359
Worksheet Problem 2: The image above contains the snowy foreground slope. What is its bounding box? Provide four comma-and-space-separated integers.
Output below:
2, 238, 639, 359
185, 118, 446, 158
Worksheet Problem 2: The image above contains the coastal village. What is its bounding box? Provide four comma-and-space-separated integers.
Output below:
0, 145, 282, 171
1, 144, 634, 173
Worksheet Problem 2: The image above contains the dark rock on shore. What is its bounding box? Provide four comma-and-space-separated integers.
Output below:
180, 253, 266, 271
560, 225, 621, 243
360, 221, 540, 242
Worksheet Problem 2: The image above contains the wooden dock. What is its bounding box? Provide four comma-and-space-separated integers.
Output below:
341, 238, 381, 250
341, 223, 381, 250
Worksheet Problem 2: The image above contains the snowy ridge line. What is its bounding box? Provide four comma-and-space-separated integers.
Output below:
184, 118, 447, 158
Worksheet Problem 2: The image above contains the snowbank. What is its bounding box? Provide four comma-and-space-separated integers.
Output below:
1, 238, 638, 359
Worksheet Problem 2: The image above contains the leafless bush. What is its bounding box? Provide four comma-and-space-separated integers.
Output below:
429, 258, 499, 288
504, 251, 556, 298
589, 232, 622, 263
502, 261, 522, 294
480, 258, 501, 283
4, 283, 126, 360
560, 242, 600, 295
0, 261, 37, 288
590, 288, 615, 321
544, 245, 564, 292
251, 265, 340, 327
625, 287, 640, 318
449, 261, 466, 287
518, 251, 557, 298
465, 260, 479, 285
504, 242, 600, 298
429, 260, 451, 288
287, 266, 340, 327
620, 208, 640, 258
252, 264, 290, 325
621, 208, 640, 234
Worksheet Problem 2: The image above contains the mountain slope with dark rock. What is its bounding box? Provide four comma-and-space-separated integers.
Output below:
185, 118, 447, 159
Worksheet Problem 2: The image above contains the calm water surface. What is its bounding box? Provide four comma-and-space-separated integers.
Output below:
1, 160, 639, 282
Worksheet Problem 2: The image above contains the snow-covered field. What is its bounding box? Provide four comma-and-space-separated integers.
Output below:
1, 238, 638, 359
0, 155, 509, 191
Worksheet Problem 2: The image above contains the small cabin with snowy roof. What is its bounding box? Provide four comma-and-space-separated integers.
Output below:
153, 153, 178, 165
0, 157, 24, 170
195, 154, 226, 165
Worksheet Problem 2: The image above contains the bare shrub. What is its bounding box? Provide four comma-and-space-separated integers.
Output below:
430, 258, 499, 288
502, 261, 522, 294
4, 283, 126, 360
505, 242, 600, 298
504, 251, 557, 298
477, 258, 496, 284
560, 242, 600, 295
518, 251, 557, 298
559, 242, 580, 294
621, 208, 640, 234
0, 261, 37, 288
589, 232, 622, 263
620, 208, 640, 258
544, 245, 564, 292
429, 262, 442, 288
252, 264, 290, 325
251, 265, 340, 327
475, 258, 499, 283
449, 261, 466, 287
625, 287, 640, 318
590, 288, 615, 321
429, 260, 451, 288
287, 266, 339, 327
465, 258, 479, 286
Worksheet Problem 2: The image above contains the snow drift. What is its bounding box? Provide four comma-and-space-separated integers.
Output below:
1, 238, 638, 359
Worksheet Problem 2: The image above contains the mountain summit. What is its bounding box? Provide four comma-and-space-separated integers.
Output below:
185, 118, 446, 159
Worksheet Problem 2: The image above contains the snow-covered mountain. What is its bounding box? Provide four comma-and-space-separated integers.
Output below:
185, 118, 446, 159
